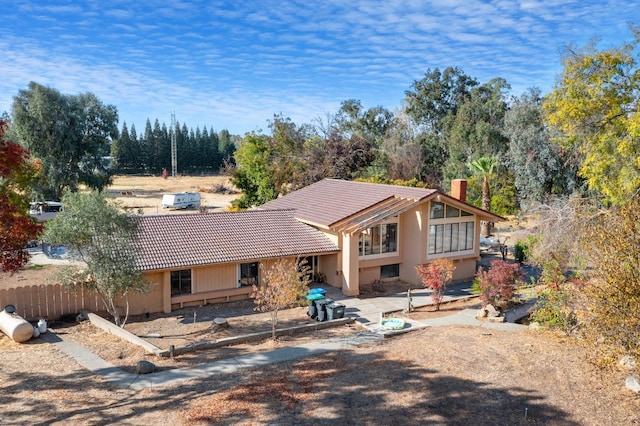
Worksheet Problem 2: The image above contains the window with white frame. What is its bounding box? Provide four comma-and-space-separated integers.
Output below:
428, 201, 475, 256
359, 221, 398, 257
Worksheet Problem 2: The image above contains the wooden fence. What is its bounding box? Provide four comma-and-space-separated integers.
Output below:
0, 284, 103, 321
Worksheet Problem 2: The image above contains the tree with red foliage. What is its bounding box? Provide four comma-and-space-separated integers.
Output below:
416, 258, 456, 311
0, 120, 43, 273
475, 260, 525, 307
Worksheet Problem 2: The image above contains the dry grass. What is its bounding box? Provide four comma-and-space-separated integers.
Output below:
108, 174, 240, 214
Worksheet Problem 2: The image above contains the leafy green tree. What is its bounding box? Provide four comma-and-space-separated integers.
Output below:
445, 78, 510, 182
404, 67, 478, 186
232, 134, 278, 208
11, 82, 117, 199
503, 88, 571, 203
43, 190, 149, 327
405, 67, 478, 133
233, 115, 314, 207
544, 30, 640, 204
251, 258, 310, 339
0, 120, 43, 272
336, 99, 393, 144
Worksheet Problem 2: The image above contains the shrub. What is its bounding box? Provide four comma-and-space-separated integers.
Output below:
416, 259, 456, 311
475, 260, 525, 308
529, 285, 578, 334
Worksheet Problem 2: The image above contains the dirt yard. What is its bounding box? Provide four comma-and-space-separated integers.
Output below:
2, 309, 639, 425
1, 268, 639, 424
108, 174, 240, 214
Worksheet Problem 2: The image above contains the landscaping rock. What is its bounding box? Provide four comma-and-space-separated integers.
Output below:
487, 316, 506, 323
476, 308, 487, 319
485, 304, 500, 317
625, 375, 640, 393
619, 355, 637, 371
136, 360, 156, 375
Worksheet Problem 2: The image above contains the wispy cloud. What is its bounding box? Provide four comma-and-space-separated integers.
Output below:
1, 0, 637, 134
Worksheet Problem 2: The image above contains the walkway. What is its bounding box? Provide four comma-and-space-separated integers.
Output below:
41, 283, 526, 390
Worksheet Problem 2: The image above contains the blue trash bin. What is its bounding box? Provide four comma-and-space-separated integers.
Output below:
308, 287, 327, 296
306, 293, 325, 318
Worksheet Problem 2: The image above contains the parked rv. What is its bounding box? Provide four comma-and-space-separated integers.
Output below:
29, 201, 64, 222
161, 192, 201, 209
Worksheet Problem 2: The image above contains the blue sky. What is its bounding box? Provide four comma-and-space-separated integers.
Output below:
1, 1, 637, 135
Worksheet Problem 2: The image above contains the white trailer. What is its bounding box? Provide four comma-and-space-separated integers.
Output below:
161, 192, 201, 209
29, 201, 64, 222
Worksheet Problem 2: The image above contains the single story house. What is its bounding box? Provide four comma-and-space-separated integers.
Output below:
129, 178, 503, 314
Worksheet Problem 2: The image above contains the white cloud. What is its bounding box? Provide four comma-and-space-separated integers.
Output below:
0, 0, 638, 134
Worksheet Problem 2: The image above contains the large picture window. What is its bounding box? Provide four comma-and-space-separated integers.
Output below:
428, 221, 474, 255
359, 222, 398, 257
428, 201, 475, 256
171, 269, 192, 296
239, 262, 259, 286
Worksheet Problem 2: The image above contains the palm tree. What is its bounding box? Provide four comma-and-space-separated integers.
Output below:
468, 156, 497, 237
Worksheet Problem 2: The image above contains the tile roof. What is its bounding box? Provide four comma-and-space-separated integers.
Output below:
260, 179, 437, 228
132, 210, 340, 271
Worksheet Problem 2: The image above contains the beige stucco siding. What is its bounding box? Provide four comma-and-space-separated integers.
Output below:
194, 264, 239, 292
452, 258, 477, 281
125, 272, 164, 315
319, 253, 339, 288
397, 204, 425, 286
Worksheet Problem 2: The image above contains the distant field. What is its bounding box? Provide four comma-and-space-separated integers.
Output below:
108, 174, 240, 215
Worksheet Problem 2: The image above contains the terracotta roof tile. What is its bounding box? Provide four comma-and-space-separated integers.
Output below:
260, 179, 437, 227
132, 210, 339, 271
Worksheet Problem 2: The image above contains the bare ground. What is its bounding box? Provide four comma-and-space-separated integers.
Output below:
107, 174, 240, 215
1, 282, 639, 425
2, 318, 639, 425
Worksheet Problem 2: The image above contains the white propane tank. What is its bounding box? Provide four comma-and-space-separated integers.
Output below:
32, 326, 40, 338
37, 319, 47, 333
0, 310, 34, 343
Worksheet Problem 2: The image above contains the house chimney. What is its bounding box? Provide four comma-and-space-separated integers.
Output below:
451, 179, 467, 202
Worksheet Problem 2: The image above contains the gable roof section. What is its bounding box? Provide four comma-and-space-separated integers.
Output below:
133, 210, 339, 272
260, 179, 437, 229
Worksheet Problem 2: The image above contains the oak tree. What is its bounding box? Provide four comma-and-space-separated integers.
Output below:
11, 82, 118, 200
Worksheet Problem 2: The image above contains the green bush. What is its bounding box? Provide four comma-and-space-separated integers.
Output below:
514, 241, 527, 263
529, 286, 577, 334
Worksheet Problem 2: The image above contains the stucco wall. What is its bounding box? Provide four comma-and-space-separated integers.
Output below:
194, 264, 239, 292
126, 271, 164, 315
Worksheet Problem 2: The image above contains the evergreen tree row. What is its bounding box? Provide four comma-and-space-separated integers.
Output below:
110, 119, 237, 174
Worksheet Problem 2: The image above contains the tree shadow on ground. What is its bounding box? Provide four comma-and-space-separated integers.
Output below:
2, 339, 578, 425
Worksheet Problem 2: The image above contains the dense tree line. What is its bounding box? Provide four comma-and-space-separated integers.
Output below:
110, 120, 237, 174
232, 70, 579, 212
